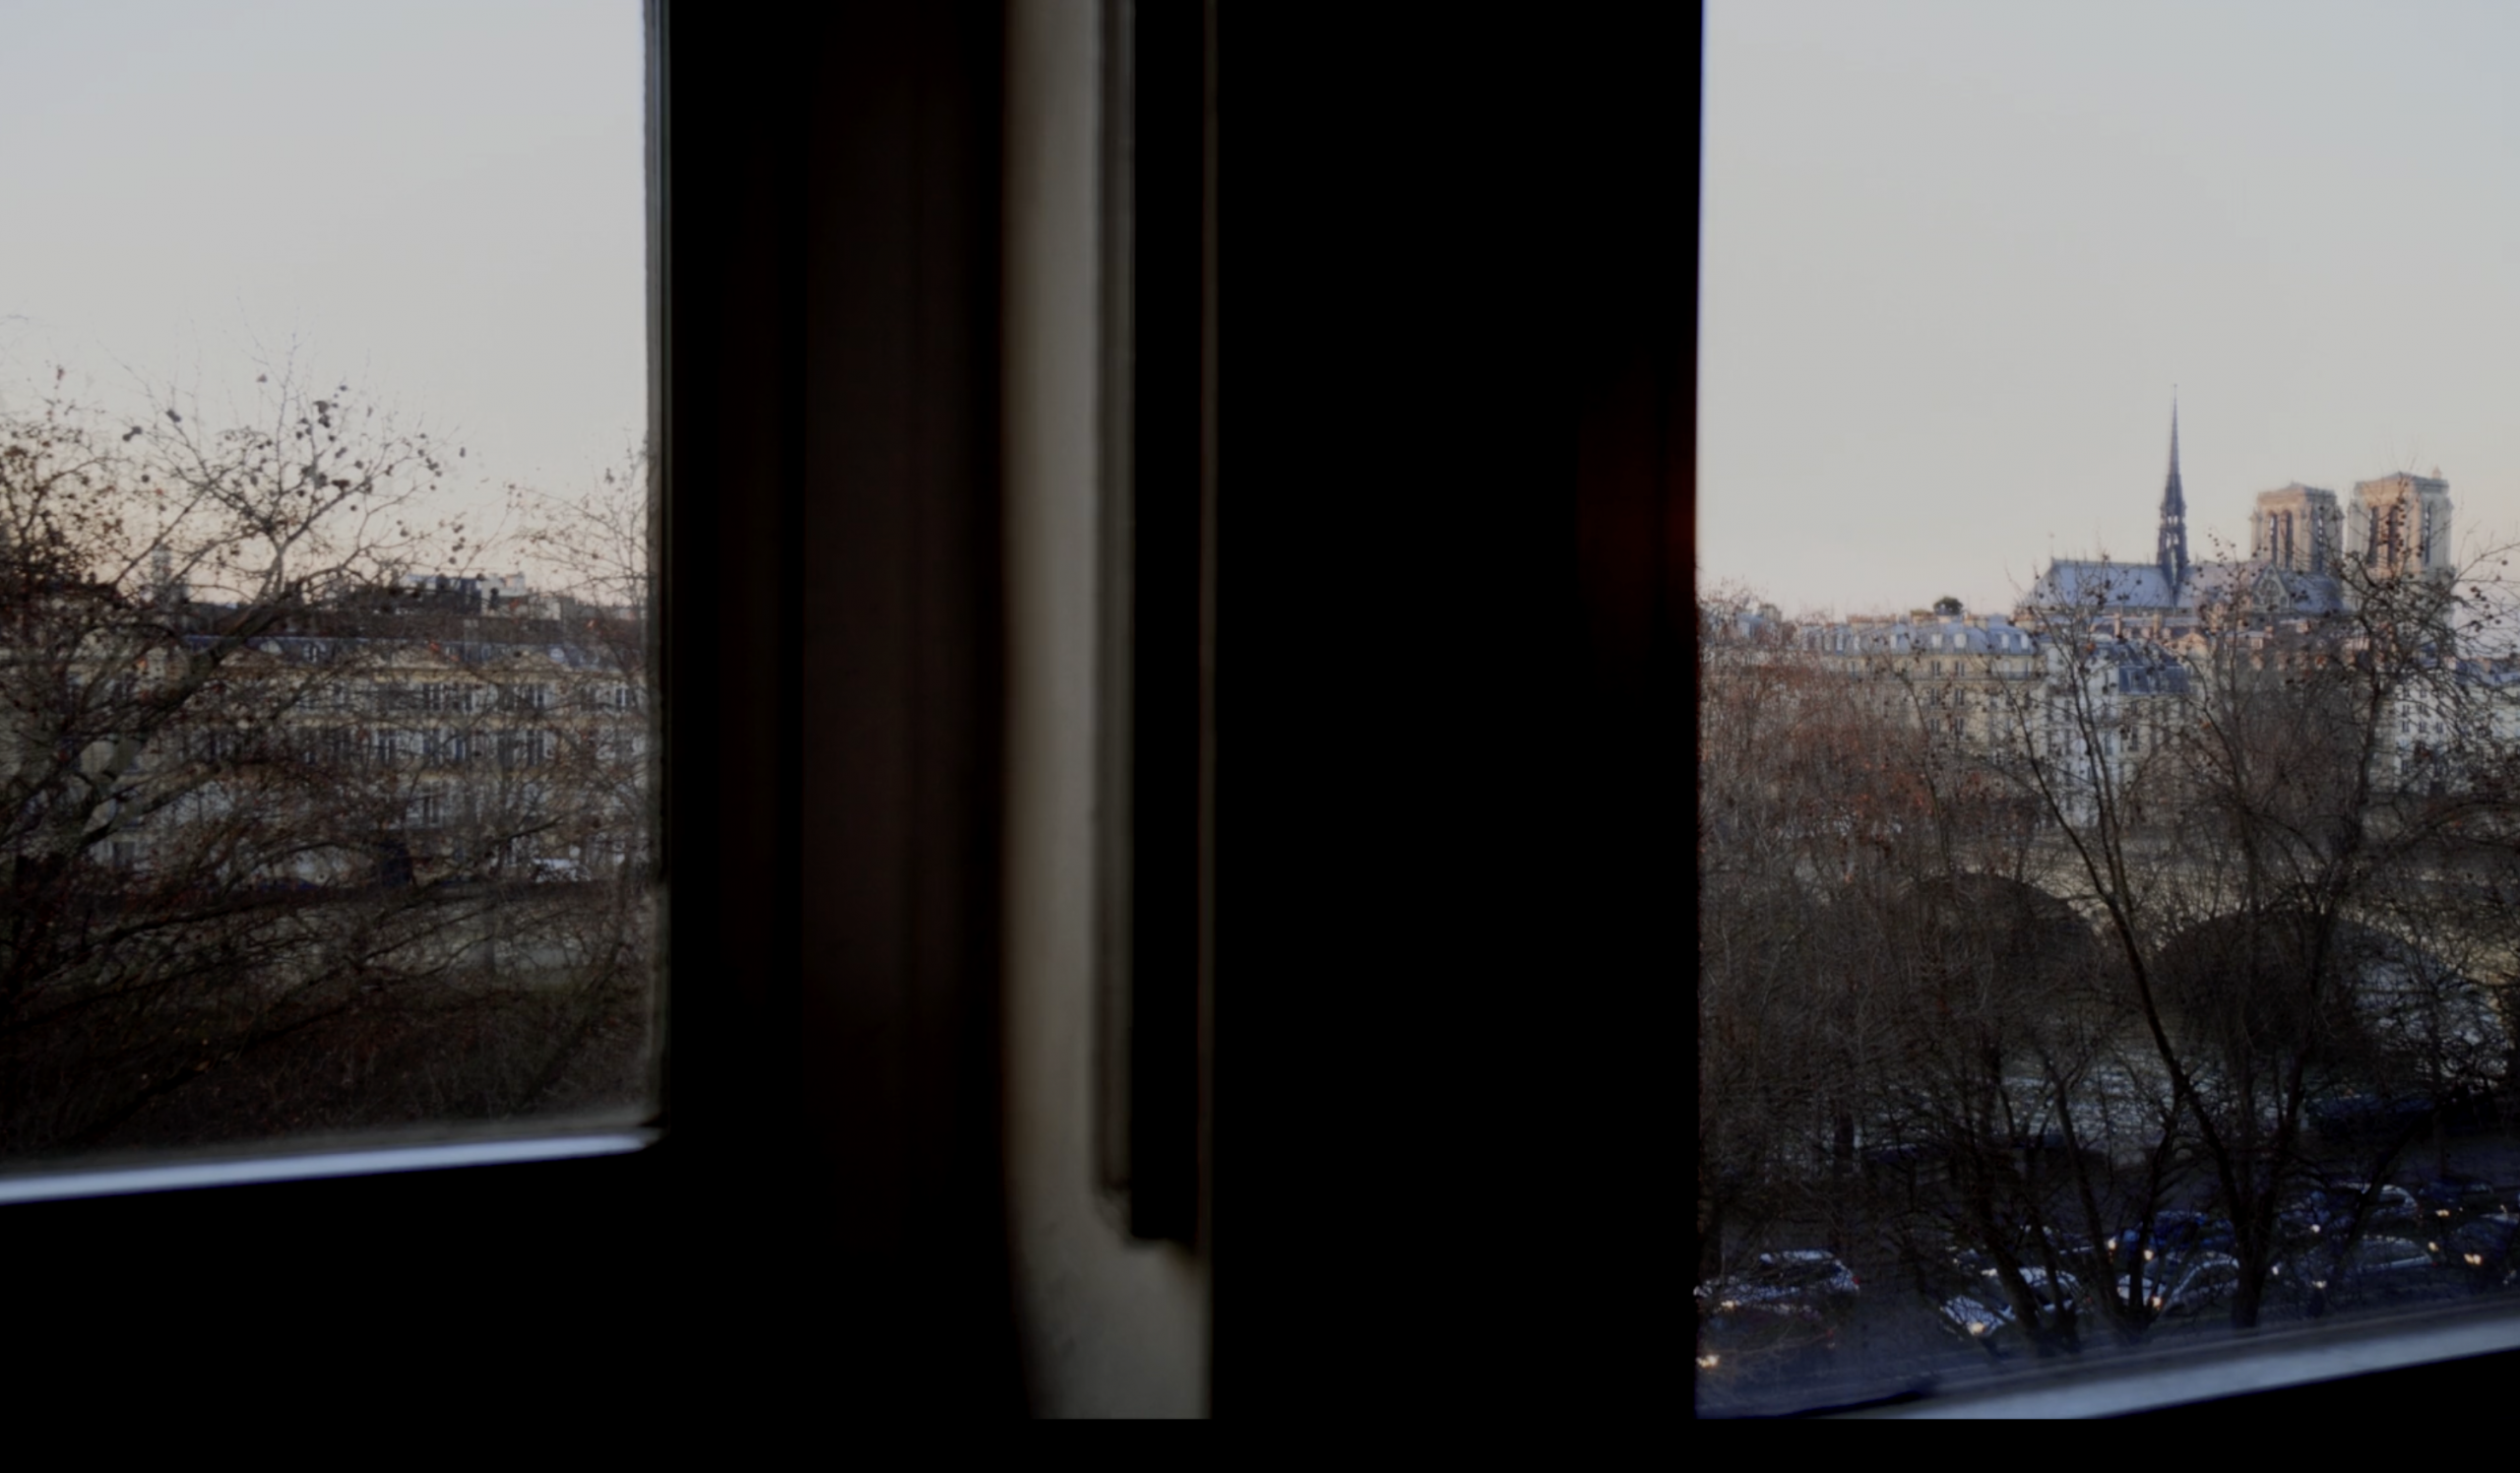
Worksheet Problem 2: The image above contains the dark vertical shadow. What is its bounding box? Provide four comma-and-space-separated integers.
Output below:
794, 1, 1027, 1416
652, 0, 807, 1373
1214, 5, 1693, 1416
1115, 0, 1210, 1248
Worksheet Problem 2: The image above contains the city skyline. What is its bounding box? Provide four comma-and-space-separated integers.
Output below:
1700, 1, 2520, 619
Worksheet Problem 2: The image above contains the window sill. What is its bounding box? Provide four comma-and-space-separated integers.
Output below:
1833, 1298, 2520, 1418
0, 1127, 655, 1207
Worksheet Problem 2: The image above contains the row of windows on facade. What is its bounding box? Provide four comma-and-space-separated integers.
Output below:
112, 769, 639, 834
70, 674, 641, 715
159, 725, 644, 768
1804, 622, 2036, 655
1917, 658, 2039, 678
101, 810, 640, 872
311, 680, 643, 714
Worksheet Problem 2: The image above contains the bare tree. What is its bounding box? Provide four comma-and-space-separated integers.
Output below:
0, 374, 652, 1159
1995, 544, 2520, 1329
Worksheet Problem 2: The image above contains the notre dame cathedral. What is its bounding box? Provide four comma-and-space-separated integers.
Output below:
2020, 403, 2453, 638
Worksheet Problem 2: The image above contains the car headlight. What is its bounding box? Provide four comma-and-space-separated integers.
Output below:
2144, 1249, 2155, 1261
2430, 1243, 2441, 1253
1968, 1320, 1989, 1336
1720, 1300, 1739, 1312
2468, 1253, 2486, 1266
2149, 1295, 2164, 1310
1697, 1354, 1721, 1370
2313, 1280, 2328, 1290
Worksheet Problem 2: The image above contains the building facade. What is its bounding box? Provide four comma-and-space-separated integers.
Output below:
32, 580, 650, 890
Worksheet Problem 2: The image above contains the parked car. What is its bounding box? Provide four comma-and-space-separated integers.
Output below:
2416, 1175, 2501, 1221
1697, 1250, 1858, 1366
1696, 1250, 1860, 1325
2277, 1192, 2328, 1245
2432, 1213, 2520, 1289
2110, 1253, 2182, 1313
2308, 1183, 2422, 1236
1936, 1267, 2083, 1351
2277, 1184, 2416, 1244
2106, 1212, 2234, 1271
2145, 1252, 2242, 1318
1946, 1224, 2097, 1281
2290, 1235, 2439, 1313
1939, 1293, 2011, 1348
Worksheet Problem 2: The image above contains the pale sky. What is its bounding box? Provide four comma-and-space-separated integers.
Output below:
1700, 0, 2520, 621
0, 0, 646, 575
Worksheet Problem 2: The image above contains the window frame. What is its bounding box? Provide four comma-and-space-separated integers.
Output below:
0, 2, 1028, 1408
1092, 0, 1214, 1249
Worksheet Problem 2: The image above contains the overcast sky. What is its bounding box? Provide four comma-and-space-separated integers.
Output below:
1700, 0, 2520, 620
0, 0, 645, 572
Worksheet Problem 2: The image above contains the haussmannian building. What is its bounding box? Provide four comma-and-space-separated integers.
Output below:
30, 571, 650, 890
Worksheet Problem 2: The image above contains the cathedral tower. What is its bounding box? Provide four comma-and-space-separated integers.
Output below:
2352, 472, 2453, 582
2252, 483, 2340, 577
2158, 400, 2189, 594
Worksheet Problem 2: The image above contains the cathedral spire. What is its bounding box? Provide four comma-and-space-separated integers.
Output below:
2158, 393, 2188, 591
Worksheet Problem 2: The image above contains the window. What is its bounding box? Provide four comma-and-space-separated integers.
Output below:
0, 0, 683, 1326
0, 3, 1750, 1418
1700, 1, 2520, 1420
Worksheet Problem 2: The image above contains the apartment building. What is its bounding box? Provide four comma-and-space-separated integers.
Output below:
55, 592, 649, 890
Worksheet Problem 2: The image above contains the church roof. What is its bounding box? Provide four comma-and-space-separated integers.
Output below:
2251, 567, 2347, 616
2023, 558, 2347, 619
2179, 561, 2253, 609
2025, 560, 2176, 612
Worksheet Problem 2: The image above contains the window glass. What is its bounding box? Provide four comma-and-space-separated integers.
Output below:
1703, 1, 2520, 1414
0, 1, 653, 1169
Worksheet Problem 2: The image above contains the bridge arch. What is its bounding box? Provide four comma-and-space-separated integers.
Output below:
1896, 871, 2110, 1005
2149, 907, 2508, 1104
